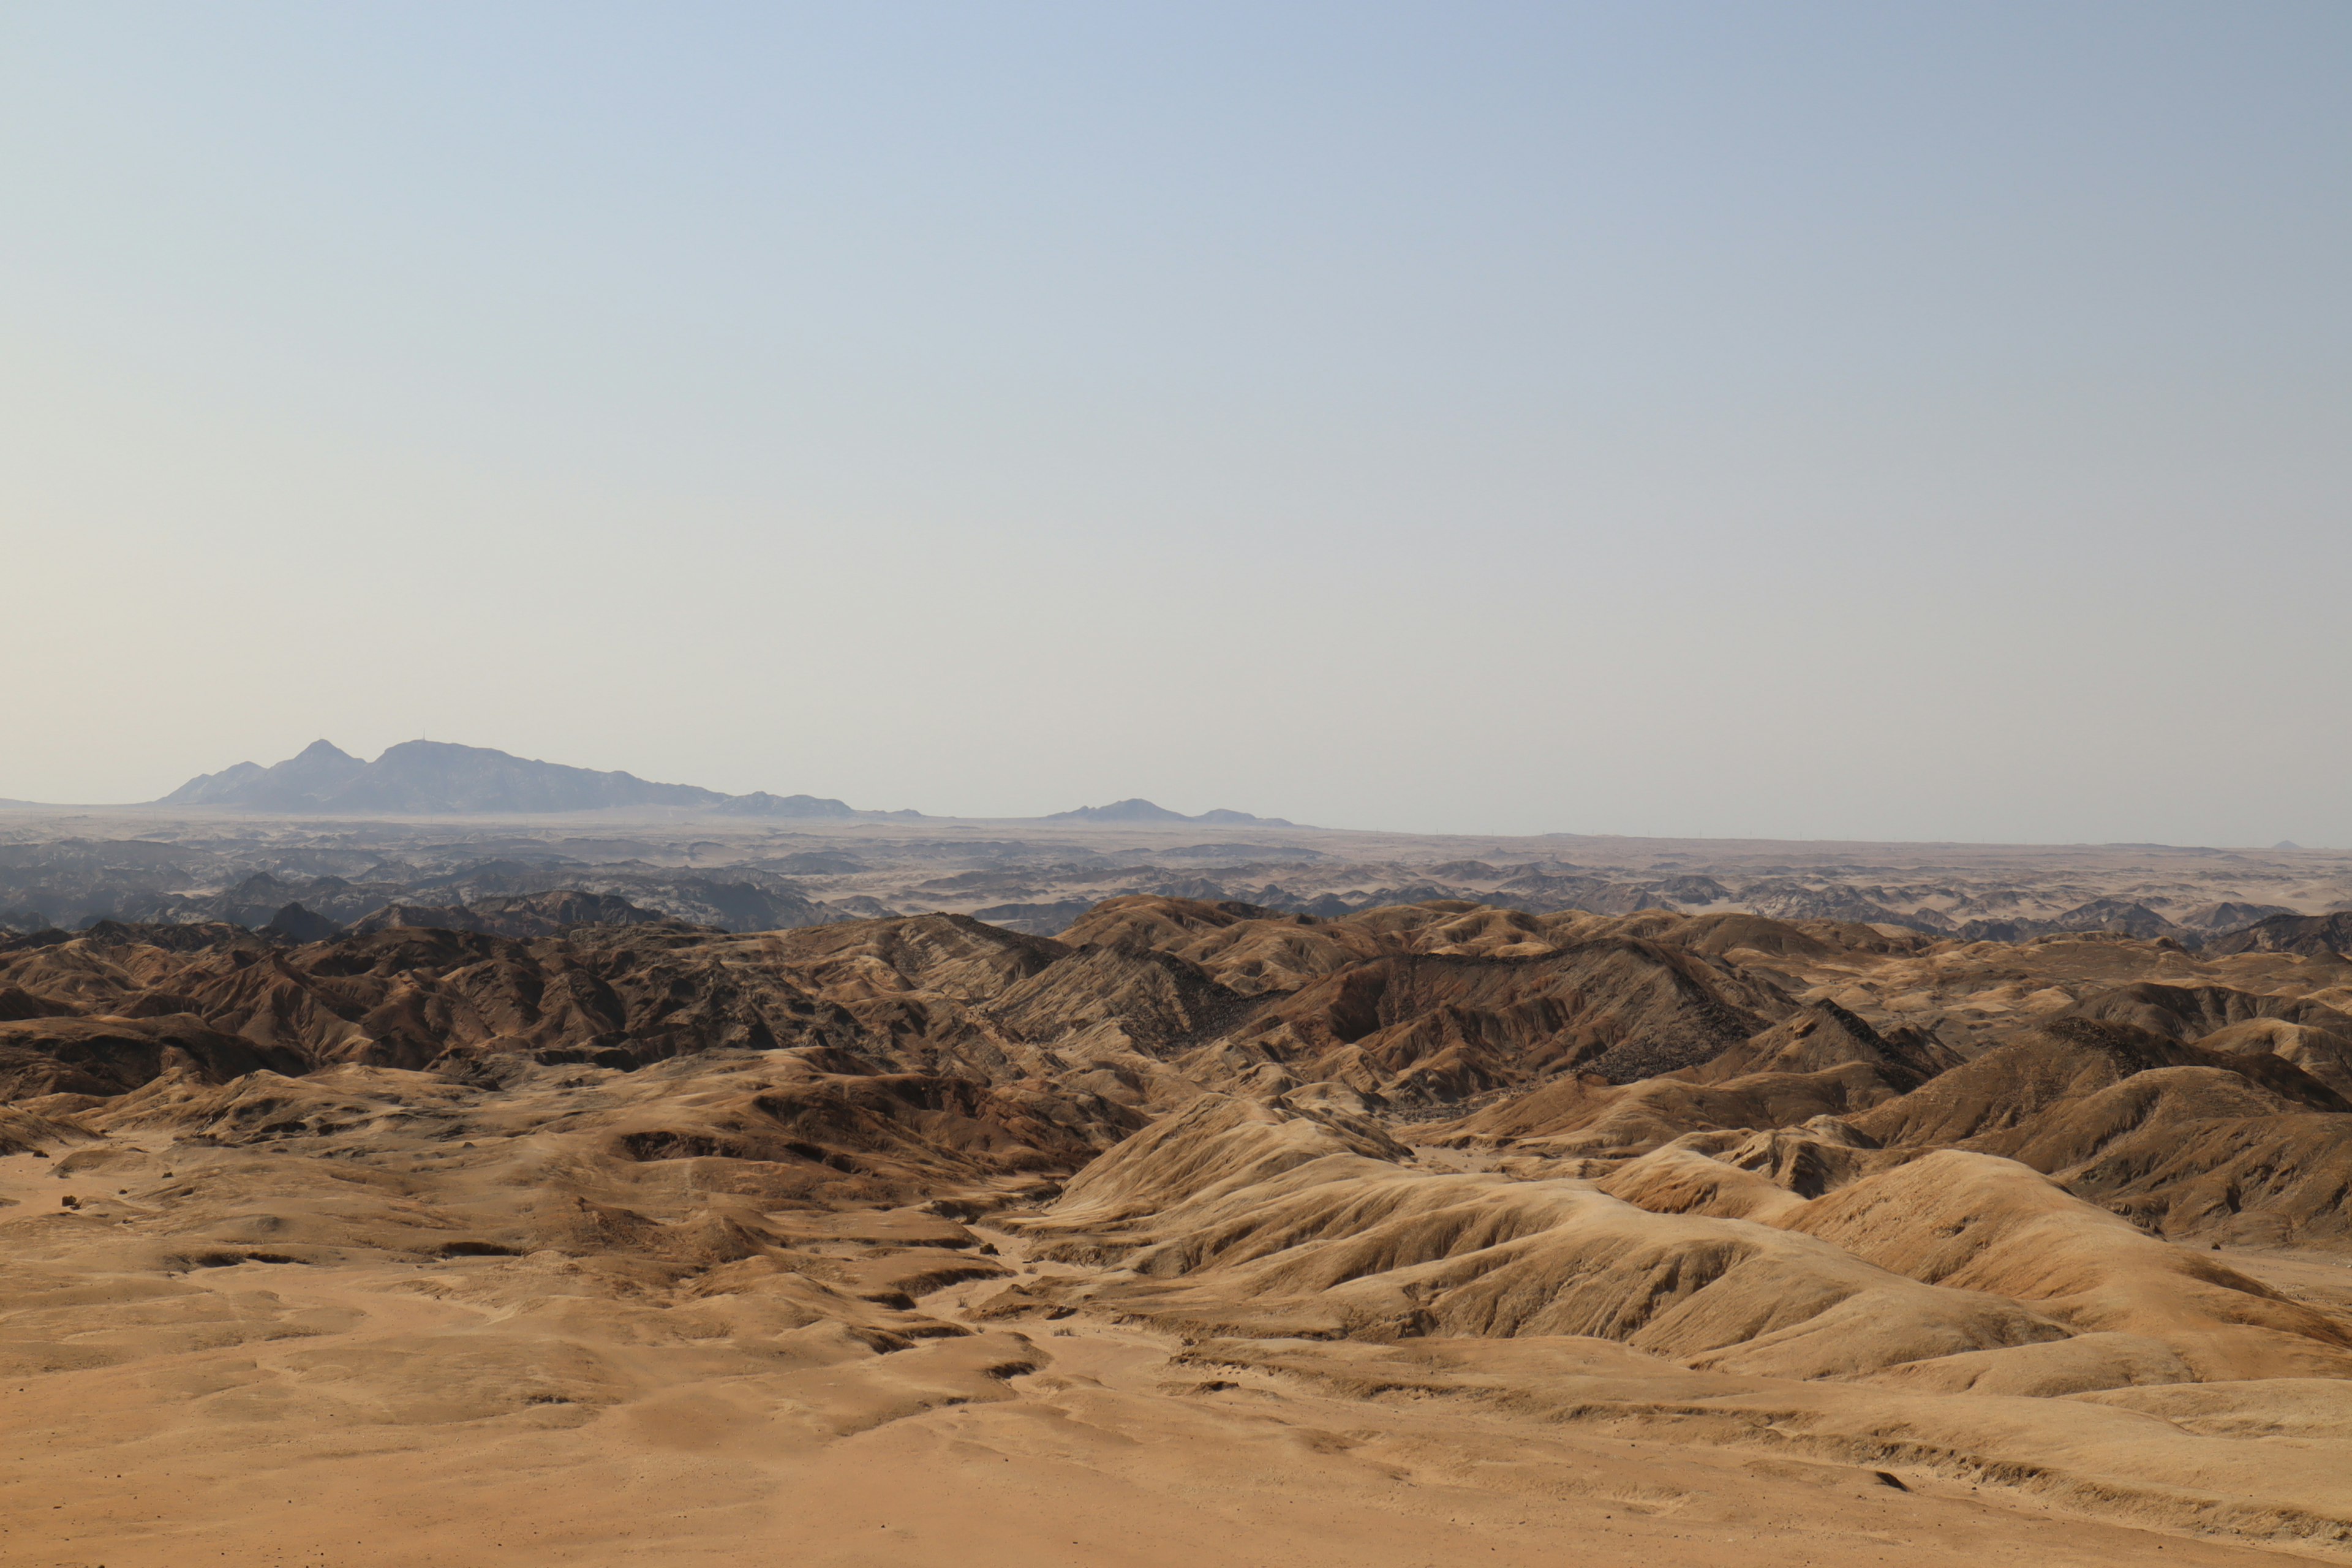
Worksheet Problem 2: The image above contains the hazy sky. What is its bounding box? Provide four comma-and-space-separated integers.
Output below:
6, 3, 2347, 842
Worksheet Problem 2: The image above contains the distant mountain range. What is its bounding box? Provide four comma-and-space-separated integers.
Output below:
148, 742, 1291, 824
1046, 797, 1295, 827
160, 741, 745, 815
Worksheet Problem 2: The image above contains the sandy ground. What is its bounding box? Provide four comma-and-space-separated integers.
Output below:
2, 1139, 2337, 1568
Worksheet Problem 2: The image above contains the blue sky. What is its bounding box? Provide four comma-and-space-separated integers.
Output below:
6, 2, 2348, 840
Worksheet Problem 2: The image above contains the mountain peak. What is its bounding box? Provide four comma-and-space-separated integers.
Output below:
1049, 798, 1193, 824
149, 740, 894, 818
155, 740, 724, 815
1046, 798, 1295, 827
160, 738, 365, 809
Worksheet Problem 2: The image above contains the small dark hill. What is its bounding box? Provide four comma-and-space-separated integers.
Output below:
2207, 911, 2352, 960
347, 890, 674, 940
0, 1013, 306, 1099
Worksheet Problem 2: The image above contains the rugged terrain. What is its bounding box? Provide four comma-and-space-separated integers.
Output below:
7, 816, 2352, 1564
9, 788, 2351, 948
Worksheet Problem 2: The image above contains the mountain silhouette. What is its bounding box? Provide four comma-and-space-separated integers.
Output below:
1047, 798, 1295, 827
161, 740, 725, 814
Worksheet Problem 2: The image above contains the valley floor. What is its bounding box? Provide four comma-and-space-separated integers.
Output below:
5, 1140, 2348, 1568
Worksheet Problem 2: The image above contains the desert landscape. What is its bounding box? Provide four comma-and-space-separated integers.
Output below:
13, 6, 2348, 1561
7, 744, 2352, 1565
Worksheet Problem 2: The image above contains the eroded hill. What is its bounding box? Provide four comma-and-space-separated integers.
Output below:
6, 893, 2352, 1566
